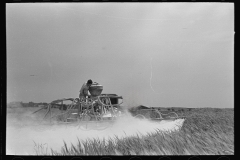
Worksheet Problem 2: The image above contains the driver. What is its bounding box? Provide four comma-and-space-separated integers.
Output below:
79, 79, 93, 102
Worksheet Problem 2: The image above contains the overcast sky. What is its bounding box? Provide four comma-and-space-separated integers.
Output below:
6, 3, 234, 108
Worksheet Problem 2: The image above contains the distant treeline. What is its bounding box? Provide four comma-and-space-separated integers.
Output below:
128, 105, 195, 112
8, 101, 48, 107
22, 102, 48, 107
127, 105, 233, 116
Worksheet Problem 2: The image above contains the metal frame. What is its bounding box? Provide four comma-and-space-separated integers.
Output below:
32, 94, 123, 124
134, 108, 185, 120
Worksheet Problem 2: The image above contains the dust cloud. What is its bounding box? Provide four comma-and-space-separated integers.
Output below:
6, 106, 184, 155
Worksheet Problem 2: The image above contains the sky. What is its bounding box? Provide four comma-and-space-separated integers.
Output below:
6, 3, 234, 108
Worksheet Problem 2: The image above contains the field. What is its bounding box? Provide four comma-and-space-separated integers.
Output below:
39, 107, 233, 155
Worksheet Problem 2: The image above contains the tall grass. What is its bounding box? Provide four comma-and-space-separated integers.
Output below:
35, 108, 234, 155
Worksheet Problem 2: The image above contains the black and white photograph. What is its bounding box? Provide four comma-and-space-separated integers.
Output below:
6, 3, 234, 155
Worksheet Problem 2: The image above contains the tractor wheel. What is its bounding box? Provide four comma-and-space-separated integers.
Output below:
134, 114, 146, 119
